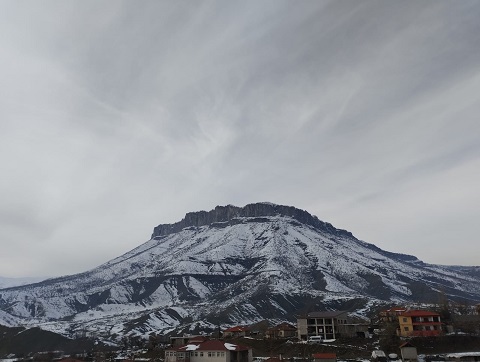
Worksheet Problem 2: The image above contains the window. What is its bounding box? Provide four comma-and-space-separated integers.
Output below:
208, 352, 213, 357
195, 352, 198, 357
404, 327, 409, 331
221, 352, 225, 357
217, 352, 221, 357
200, 352, 204, 357
403, 318, 407, 322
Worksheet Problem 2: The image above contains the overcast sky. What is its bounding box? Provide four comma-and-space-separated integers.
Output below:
1, 0, 479, 278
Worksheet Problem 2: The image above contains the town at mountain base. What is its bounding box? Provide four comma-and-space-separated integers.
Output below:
0, 202, 479, 343
1, 308, 480, 360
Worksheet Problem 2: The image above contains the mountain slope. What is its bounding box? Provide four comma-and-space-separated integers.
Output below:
0, 203, 479, 341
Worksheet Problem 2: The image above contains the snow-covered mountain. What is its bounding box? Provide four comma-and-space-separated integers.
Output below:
0, 203, 479, 341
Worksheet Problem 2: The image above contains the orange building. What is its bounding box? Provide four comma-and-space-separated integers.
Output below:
398, 310, 442, 337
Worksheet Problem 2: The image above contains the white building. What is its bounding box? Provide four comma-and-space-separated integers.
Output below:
165, 339, 252, 362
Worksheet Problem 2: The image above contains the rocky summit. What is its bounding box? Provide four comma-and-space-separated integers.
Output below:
0, 202, 479, 342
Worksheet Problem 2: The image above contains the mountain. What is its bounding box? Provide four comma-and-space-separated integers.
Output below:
0, 202, 479, 342
0, 324, 95, 356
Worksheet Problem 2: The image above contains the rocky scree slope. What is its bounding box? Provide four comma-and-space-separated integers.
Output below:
0, 203, 479, 340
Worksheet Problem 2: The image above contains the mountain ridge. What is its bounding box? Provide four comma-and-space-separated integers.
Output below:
151, 202, 419, 262
152, 202, 354, 239
0, 202, 479, 341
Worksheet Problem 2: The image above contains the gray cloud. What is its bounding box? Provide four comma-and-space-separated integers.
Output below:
1, 0, 479, 277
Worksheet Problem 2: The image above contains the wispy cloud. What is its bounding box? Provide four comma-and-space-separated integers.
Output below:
0, 0, 479, 276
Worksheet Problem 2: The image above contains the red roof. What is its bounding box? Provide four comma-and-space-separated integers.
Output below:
170, 340, 250, 352
400, 310, 439, 317
198, 340, 249, 351
313, 353, 337, 359
189, 336, 209, 343
381, 307, 407, 313
223, 326, 249, 332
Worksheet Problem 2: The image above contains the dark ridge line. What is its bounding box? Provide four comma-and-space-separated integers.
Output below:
152, 202, 354, 239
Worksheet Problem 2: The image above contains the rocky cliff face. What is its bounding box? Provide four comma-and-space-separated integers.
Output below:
152, 202, 353, 238
1, 202, 479, 342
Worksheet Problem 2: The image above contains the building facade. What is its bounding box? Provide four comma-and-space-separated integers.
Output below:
297, 311, 370, 340
400, 342, 418, 362
165, 340, 252, 362
222, 326, 249, 338
379, 307, 407, 323
266, 323, 297, 339
297, 311, 349, 340
397, 310, 442, 337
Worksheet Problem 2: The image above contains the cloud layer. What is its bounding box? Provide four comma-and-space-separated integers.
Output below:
1, 0, 479, 277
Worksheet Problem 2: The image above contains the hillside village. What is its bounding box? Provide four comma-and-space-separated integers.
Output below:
146, 305, 480, 362
1, 304, 480, 362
